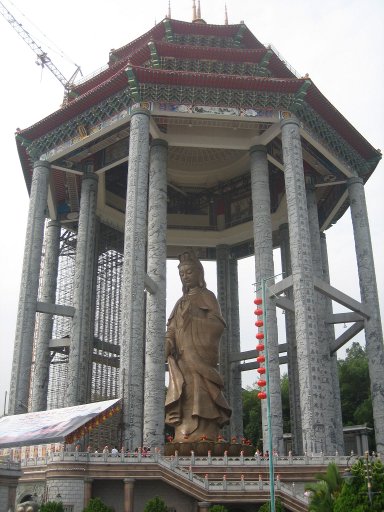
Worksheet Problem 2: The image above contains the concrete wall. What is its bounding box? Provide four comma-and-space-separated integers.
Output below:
92, 479, 196, 512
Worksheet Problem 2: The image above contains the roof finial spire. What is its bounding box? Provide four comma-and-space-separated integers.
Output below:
192, 0, 197, 21
225, 3, 228, 25
168, 0, 171, 19
197, 0, 201, 19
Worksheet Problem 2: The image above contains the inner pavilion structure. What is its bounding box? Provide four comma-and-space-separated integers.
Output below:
8, 5, 384, 459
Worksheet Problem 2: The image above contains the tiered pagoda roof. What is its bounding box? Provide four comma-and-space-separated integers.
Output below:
15, 15, 381, 238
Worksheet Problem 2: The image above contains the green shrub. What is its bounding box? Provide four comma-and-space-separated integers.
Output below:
40, 502, 64, 512
143, 496, 168, 512
209, 506, 229, 512
259, 498, 286, 511
82, 497, 114, 512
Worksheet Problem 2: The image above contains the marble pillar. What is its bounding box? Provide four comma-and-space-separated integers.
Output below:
347, 176, 384, 452
306, 179, 337, 454
144, 139, 168, 450
124, 478, 135, 512
83, 478, 93, 507
9, 160, 50, 415
279, 223, 302, 455
120, 108, 150, 450
280, 117, 325, 453
216, 245, 243, 439
65, 170, 98, 406
320, 233, 345, 454
31, 220, 61, 412
250, 145, 284, 454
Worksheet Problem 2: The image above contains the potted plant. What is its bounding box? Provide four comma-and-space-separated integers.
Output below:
164, 435, 177, 456
213, 434, 229, 456
227, 436, 242, 457
177, 434, 193, 456
195, 434, 214, 456
241, 437, 254, 456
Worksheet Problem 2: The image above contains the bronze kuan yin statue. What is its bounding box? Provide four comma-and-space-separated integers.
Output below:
165, 249, 231, 444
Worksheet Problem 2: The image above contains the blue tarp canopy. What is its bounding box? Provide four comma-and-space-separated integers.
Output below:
0, 398, 120, 448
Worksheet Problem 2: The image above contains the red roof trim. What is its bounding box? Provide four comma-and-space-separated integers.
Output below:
149, 42, 267, 64
19, 70, 129, 139
16, 64, 379, 163
133, 65, 303, 92
305, 85, 378, 160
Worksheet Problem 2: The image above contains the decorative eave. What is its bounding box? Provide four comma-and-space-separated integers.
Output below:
16, 70, 306, 155
110, 18, 264, 62
132, 66, 303, 92
16, 64, 380, 174
304, 84, 378, 162
71, 42, 294, 100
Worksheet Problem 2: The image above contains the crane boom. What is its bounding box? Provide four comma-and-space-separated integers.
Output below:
0, 0, 80, 91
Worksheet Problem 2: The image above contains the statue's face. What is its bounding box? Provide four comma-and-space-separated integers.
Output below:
179, 264, 200, 289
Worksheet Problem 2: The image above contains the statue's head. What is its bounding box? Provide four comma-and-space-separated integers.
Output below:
178, 249, 206, 293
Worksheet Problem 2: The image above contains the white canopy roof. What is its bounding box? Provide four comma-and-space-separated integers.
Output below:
0, 398, 120, 448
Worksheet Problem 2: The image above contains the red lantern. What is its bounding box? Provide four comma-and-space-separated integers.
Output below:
255, 320, 263, 327
256, 332, 264, 340
257, 367, 266, 375
256, 343, 265, 351
257, 355, 265, 363
258, 391, 267, 399
257, 379, 266, 387
254, 298, 263, 305
254, 308, 263, 316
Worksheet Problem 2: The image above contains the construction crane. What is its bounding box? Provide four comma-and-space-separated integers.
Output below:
0, 0, 81, 96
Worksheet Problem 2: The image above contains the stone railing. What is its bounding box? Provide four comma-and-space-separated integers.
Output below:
16, 449, 382, 468
0, 458, 21, 471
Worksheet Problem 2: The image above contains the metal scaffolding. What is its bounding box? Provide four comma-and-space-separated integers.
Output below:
39, 224, 124, 416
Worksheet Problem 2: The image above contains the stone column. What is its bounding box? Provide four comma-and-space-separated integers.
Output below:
143, 139, 168, 450
123, 478, 135, 512
280, 117, 324, 453
279, 223, 302, 455
9, 160, 50, 415
83, 478, 93, 507
306, 179, 337, 454
320, 233, 345, 454
250, 145, 284, 455
65, 169, 98, 406
216, 245, 243, 439
120, 108, 150, 450
31, 220, 61, 411
197, 503, 210, 512
347, 176, 384, 452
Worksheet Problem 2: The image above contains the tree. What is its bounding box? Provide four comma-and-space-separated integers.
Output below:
258, 498, 286, 511
242, 386, 262, 448
304, 462, 343, 511
338, 343, 372, 424
143, 496, 168, 512
280, 374, 291, 433
338, 342, 374, 448
242, 375, 290, 449
83, 497, 114, 512
40, 502, 64, 512
334, 458, 384, 512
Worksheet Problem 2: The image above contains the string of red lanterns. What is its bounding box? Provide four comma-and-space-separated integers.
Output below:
254, 297, 267, 400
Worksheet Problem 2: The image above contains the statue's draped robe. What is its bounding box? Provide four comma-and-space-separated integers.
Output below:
165, 287, 231, 441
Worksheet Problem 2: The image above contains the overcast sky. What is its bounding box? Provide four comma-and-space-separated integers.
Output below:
0, 0, 383, 415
